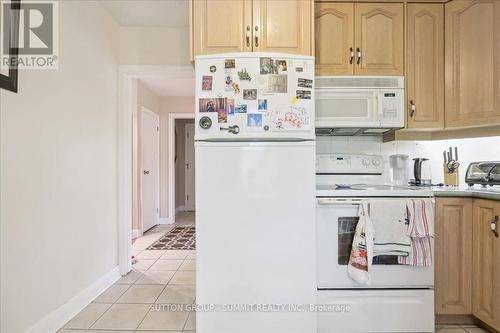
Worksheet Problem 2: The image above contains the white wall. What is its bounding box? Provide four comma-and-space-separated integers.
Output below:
0, 2, 119, 332
119, 26, 190, 65
317, 136, 500, 185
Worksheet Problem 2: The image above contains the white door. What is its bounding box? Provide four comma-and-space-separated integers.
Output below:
196, 141, 317, 333
140, 108, 160, 232
184, 123, 195, 211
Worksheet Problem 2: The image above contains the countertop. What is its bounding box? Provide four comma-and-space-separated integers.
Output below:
432, 185, 500, 200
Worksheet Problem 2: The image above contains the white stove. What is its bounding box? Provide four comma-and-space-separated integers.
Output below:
315, 153, 435, 333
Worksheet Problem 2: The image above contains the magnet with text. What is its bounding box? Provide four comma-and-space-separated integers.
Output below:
298, 78, 313, 89
296, 90, 311, 99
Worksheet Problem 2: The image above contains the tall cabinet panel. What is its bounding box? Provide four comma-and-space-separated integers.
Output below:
315, 3, 354, 75
472, 199, 500, 331
406, 4, 444, 129
445, 0, 500, 128
193, 0, 252, 56
435, 198, 473, 315
354, 3, 404, 75
252, 0, 312, 55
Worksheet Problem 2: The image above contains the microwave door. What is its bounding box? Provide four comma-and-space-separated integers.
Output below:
315, 90, 379, 128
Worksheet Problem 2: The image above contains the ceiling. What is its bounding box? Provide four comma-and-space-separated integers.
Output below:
101, 0, 189, 27
139, 77, 195, 97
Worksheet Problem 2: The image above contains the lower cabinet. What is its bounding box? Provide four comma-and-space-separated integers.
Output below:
435, 197, 473, 315
435, 197, 500, 331
472, 199, 500, 330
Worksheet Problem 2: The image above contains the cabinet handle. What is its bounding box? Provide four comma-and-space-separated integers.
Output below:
246, 26, 251, 47
254, 26, 259, 47
492, 215, 499, 238
409, 100, 416, 117
356, 48, 361, 65
349, 47, 354, 64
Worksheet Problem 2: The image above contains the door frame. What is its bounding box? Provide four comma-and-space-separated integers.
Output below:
184, 123, 195, 211
139, 107, 160, 234
118, 65, 194, 275
168, 113, 195, 225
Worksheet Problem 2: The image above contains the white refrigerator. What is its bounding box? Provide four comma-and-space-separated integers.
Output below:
195, 53, 316, 333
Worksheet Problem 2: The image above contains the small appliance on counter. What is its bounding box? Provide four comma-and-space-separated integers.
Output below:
389, 154, 409, 186
443, 146, 460, 186
465, 161, 500, 186
410, 157, 432, 186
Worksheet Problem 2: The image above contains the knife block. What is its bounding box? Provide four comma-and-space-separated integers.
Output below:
444, 164, 459, 186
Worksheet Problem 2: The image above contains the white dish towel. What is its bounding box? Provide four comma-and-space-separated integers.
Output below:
370, 200, 411, 256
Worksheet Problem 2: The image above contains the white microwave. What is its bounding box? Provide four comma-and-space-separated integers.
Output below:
315, 76, 405, 135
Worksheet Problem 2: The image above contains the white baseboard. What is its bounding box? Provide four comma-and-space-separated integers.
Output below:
159, 217, 172, 225
131, 229, 140, 239
25, 266, 121, 333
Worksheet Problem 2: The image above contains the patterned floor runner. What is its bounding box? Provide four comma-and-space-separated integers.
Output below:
147, 226, 196, 250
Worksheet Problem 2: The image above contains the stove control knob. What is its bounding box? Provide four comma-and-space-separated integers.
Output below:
372, 158, 381, 167
362, 158, 371, 166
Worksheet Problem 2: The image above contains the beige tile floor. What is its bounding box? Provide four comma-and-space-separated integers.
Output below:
61, 211, 490, 333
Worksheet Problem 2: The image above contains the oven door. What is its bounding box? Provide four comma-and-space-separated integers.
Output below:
316, 198, 434, 289
315, 89, 380, 128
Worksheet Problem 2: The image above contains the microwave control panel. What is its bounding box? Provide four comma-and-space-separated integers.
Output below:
380, 91, 404, 120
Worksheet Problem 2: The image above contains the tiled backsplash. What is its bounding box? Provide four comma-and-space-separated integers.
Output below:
316, 136, 500, 185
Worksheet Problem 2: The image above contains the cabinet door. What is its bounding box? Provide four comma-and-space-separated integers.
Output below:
406, 4, 444, 129
435, 198, 473, 315
354, 3, 404, 75
315, 3, 354, 75
445, 0, 500, 128
192, 0, 252, 57
473, 199, 500, 330
252, 0, 312, 55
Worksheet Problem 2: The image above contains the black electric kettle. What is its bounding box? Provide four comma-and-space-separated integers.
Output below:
412, 158, 431, 186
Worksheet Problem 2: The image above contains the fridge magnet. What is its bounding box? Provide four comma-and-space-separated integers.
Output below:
277, 60, 287, 72
291, 96, 298, 105
235, 104, 247, 113
209, 65, 217, 73
260, 57, 273, 74
295, 67, 303, 73
243, 89, 257, 100
199, 116, 212, 129
266, 74, 288, 93
232, 82, 240, 94
218, 108, 228, 123
298, 78, 313, 89
225, 59, 236, 69
202, 76, 213, 91
199, 98, 226, 113
227, 98, 235, 115
296, 90, 311, 99
247, 113, 263, 128
237, 68, 252, 81
258, 99, 267, 111
225, 75, 234, 91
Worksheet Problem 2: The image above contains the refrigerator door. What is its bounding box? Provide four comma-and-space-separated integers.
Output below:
195, 141, 316, 333
195, 52, 315, 141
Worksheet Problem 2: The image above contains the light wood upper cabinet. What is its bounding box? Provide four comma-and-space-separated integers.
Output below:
406, 4, 444, 129
354, 3, 404, 75
315, 2, 403, 76
445, 0, 500, 128
435, 198, 473, 315
473, 199, 500, 331
191, 0, 312, 58
315, 3, 354, 75
192, 0, 252, 56
253, 0, 312, 55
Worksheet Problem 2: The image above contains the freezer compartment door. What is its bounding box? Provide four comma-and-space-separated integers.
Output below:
195, 141, 316, 333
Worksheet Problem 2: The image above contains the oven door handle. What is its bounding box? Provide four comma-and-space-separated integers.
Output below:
317, 198, 363, 206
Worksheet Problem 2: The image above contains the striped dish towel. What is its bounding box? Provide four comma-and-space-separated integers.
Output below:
398, 199, 435, 266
